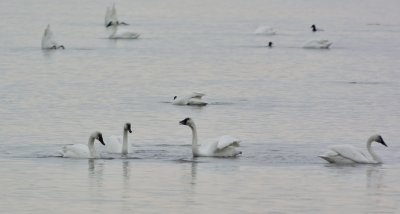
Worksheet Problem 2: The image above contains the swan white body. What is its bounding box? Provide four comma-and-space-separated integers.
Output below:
179, 118, 241, 157
173, 92, 207, 106
254, 26, 277, 35
41, 25, 64, 49
319, 135, 388, 164
61, 132, 105, 158
105, 4, 127, 27
108, 26, 140, 39
103, 123, 133, 155
302, 39, 332, 49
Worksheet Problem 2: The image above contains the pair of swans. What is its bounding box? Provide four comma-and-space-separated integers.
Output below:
61, 123, 133, 158
172, 92, 208, 106
179, 118, 387, 161
319, 135, 388, 164
41, 25, 64, 50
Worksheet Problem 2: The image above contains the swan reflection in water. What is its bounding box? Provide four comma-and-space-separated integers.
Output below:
88, 159, 105, 195
366, 166, 385, 189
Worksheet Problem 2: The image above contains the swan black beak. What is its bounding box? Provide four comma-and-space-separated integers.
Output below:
179, 118, 190, 125
128, 129, 133, 133
381, 140, 388, 147
98, 136, 106, 146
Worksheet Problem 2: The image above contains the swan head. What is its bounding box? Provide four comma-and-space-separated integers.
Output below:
268, 41, 273, 47
124, 122, 133, 133
91, 132, 105, 145
311, 24, 316, 31
370, 135, 388, 147
179, 117, 194, 127
173, 96, 177, 100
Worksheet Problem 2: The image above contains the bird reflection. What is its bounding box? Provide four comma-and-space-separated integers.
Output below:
123, 160, 130, 179
366, 166, 384, 189
88, 159, 105, 177
190, 160, 198, 185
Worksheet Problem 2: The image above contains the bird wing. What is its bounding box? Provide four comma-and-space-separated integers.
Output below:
188, 92, 205, 99
41, 25, 57, 48
110, 4, 118, 23
217, 135, 240, 150
329, 145, 371, 163
105, 7, 112, 25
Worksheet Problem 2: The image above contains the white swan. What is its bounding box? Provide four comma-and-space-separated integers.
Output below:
41, 24, 64, 50
179, 118, 242, 157
103, 123, 133, 155
311, 24, 324, 32
105, 3, 128, 27
108, 25, 140, 39
173, 92, 207, 106
302, 39, 332, 49
319, 134, 388, 164
61, 132, 105, 158
254, 26, 277, 35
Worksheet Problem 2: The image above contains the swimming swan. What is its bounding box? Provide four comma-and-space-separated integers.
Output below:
254, 26, 277, 35
104, 123, 133, 155
302, 39, 332, 49
319, 134, 388, 164
105, 3, 128, 27
108, 25, 140, 39
61, 132, 105, 158
173, 92, 207, 106
41, 24, 64, 50
179, 118, 242, 157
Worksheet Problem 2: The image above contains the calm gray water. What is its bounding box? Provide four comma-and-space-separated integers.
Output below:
1, 0, 400, 213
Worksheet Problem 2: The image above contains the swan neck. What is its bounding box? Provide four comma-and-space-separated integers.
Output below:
122, 129, 128, 155
189, 124, 199, 155
367, 139, 382, 163
88, 137, 97, 158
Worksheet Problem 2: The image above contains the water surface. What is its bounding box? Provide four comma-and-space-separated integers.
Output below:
1, 0, 400, 213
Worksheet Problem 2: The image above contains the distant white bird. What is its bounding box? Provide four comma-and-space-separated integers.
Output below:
105, 3, 128, 27
302, 39, 332, 49
108, 25, 140, 39
61, 132, 105, 158
103, 123, 133, 155
311, 24, 324, 32
254, 26, 277, 35
173, 92, 207, 106
41, 24, 64, 49
319, 134, 388, 164
179, 118, 242, 157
